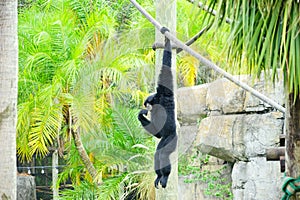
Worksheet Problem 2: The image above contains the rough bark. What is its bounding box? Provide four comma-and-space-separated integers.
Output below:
52, 150, 59, 199
285, 93, 300, 177
0, 1, 18, 199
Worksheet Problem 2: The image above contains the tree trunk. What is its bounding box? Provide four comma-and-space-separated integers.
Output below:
71, 128, 101, 183
66, 107, 101, 184
0, 1, 18, 199
285, 93, 300, 177
52, 150, 59, 200
285, 93, 300, 199
155, 0, 178, 199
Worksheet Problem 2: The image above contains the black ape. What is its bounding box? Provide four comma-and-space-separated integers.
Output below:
138, 29, 177, 189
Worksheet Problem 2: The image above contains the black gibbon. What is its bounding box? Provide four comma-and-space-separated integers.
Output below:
138, 28, 177, 189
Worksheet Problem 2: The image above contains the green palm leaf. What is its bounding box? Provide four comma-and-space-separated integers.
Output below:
207, 0, 300, 96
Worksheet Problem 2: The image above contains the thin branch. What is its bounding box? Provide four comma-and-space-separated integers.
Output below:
176, 26, 208, 53
129, 0, 285, 114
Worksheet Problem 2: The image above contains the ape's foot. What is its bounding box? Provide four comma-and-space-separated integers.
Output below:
154, 176, 162, 189
154, 175, 169, 189
160, 176, 169, 188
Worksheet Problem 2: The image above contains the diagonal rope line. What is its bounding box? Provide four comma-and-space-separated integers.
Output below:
129, 0, 285, 114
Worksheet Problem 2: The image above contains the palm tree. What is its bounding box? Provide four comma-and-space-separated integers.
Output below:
17, 0, 122, 179
59, 105, 156, 199
204, 0, 300, 183
0, 0, 18, 199
18, 0, 102, 180
18, 0, 157, 197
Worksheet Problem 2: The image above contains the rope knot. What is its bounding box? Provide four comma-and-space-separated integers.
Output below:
282, 176, 300, 199
160, 27, 169, 34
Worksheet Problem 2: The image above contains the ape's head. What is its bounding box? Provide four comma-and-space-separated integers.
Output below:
143, 94, 158, 111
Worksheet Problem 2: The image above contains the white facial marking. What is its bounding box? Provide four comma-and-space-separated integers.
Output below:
146, 104, 152, 111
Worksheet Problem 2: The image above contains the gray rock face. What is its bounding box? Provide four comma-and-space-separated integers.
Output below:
177, 84, 208, 123
232, 158, 282, 200
178, 125, 198, 157
177, 74, 284, 117
206, 77, 248, 114
177, 74, 285, 200
242, 112, 283, 157
196, 114, 245, 162
244, 73, 284, 112
196, 113, 283, 161
17, 175, 36, 200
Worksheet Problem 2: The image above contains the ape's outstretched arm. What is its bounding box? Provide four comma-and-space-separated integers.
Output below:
162, 37, 171, 68
157, 35, 173, 97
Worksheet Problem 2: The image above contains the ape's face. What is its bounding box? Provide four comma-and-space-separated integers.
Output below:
146, 103, 152, 111
143, 94, 156, 107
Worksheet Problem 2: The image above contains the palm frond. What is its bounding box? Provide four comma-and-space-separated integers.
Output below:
209, 0, 300, 96
28, 85, 64, 158
112, 106, 146, 143
69, 92, 98, 133
17, 101, 34, 162
97, 173, 127, 200
59, 181, 97, 200
178, 55, 198, 86
18, 0, 157, 198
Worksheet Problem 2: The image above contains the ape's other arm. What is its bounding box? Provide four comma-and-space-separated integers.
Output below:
138, 109, 150, 127
138, 109, 162, 139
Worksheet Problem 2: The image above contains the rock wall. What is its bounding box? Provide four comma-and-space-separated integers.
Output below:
17, 174, 36, 200
177, 75, 284, 200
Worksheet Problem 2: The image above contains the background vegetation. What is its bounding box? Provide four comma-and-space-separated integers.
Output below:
17, 0, 229, 199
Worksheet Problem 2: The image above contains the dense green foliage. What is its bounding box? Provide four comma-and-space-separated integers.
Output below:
17, 0, 230, 199
207, 0, 300, 97
18, 0, 154, 159
18, 0, 157, 198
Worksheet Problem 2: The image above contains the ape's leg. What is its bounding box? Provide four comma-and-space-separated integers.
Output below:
154, 150, 163, 188
159, 166, 170, 188
157, 135, 178, 188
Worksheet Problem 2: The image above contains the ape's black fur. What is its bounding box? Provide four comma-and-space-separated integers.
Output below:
138, 30, 177, 189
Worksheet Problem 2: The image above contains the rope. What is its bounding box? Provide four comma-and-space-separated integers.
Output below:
129, 0, 286, 114
282, 176, 300, 199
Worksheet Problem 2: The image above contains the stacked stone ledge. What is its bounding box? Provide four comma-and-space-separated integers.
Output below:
177, 74, 284, 200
